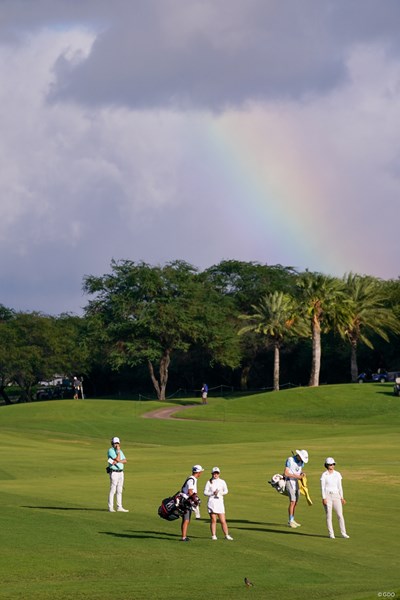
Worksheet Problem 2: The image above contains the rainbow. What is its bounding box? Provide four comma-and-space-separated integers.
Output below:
204, 110, 352, 277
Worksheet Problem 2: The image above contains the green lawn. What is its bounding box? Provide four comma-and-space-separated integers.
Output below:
1, 384, 399, 599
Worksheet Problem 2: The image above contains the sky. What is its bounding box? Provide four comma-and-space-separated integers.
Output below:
1, 0, 400, 315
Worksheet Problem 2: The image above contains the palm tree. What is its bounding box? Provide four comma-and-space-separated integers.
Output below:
338, 273, 400, 382
239, 291, 306, 391
297, 272, 347, 387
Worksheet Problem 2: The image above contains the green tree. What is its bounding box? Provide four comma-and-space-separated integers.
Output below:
338, 273, 400, 382
204, 260, 297, 307
0, 305, 16, 404
1, 312, 63, 401
83, 260, 240, 400
381, 278, 400, 320
297, 272, 347, 387
238, 291, 307, 391
53, 313, 91, 386
204, 260, 298, 389
0, 311, 90, 403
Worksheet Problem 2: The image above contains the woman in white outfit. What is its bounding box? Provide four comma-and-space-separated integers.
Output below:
203, 467, 233, 541
320, 457, 350, 539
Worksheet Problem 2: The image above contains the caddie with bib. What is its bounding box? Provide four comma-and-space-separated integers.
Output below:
284, 449, 309, 528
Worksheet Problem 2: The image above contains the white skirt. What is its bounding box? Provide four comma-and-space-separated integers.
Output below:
207, 496, 225, 514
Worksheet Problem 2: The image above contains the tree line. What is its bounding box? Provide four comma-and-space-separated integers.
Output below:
1, 260, 400, 402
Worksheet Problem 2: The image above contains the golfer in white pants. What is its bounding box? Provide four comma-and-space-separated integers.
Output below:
107, 436, 129, 512
320, 457, 349, 539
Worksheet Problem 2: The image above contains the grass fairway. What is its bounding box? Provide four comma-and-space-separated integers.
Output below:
1, 384, 399, 600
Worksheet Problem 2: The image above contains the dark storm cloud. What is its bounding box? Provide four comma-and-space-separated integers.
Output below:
0, 0, 111, 34
42, 0, 400, 110
2, 0, 400, 109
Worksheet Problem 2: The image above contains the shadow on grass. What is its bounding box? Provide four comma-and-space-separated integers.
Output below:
227, 519, 281, 526
99, 525, 326, 540
99, 530, 181, 540
231, 525, 326, 538
167, 517, 282, 527
193, 518, 325, 536
22, 505, 105, 511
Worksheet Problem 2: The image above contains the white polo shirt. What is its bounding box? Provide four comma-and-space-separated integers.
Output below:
182, 475, 197, 496
320, 470, 344, 499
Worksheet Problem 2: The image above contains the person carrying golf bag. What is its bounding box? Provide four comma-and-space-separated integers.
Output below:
180, 465, 204, 542
284, 449, 308, 528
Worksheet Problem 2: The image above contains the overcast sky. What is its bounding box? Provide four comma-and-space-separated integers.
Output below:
1, 0, 400, 315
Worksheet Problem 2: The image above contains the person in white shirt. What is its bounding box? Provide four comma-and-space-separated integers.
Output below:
107, 436, 129, 513
284, 449, 308, 528
180, 465, 204, 542
203, 467, 233, 541
320, 457, 350, 539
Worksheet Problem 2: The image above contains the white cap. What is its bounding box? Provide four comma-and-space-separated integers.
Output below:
111, 437, 120, 444
325, 457, 335, 465
211, 467, 220, 473
295, 449, 309, 464
192, 464, 204, 473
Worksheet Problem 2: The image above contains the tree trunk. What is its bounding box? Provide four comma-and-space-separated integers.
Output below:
350, 341, 358, 382
147, 360, 161, 400
14, 377, 33, 402
18, 389, 32, 403
159, 349, 170, 401
0, 386, 12, 405
240, 365, 251, 391
147, 349, 171, 401
273, 342, 280, 391
309, 318, 321, 387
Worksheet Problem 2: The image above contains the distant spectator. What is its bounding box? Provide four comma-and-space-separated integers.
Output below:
73, 377, 81, 399
201, 383, 208, 405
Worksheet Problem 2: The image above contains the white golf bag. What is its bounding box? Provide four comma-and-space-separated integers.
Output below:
268, 473, 289, 496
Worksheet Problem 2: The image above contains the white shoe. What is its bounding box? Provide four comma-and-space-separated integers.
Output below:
342, 534, 350, 538
225, 535, 234, 541
211, 535, 218, 541
108, 509, 116, 512
288, 521, 299, 528
117, 508, 129, 512
329, 534, 335, 539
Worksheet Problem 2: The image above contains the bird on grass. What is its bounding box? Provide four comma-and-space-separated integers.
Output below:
244, 577, 254, 587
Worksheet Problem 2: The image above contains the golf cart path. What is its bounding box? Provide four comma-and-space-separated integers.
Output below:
141, 404, 198, 420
